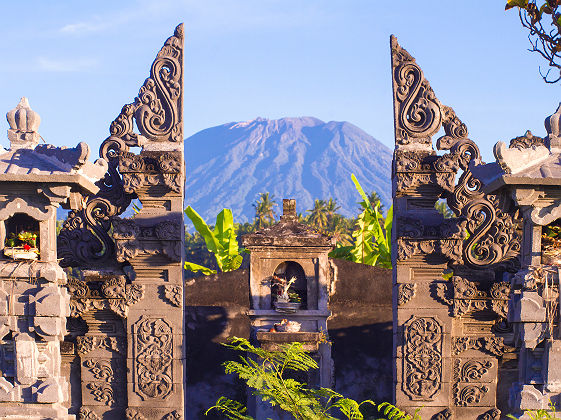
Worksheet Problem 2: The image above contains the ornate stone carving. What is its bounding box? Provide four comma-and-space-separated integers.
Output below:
119, 151, 182, 194
454, 383, 489, 406
396, 238, 463, 264
79, 407, 101, 420
86, 381, 115, 405
509, 130, 544, 149
113, 218, 182, 262
126, 408, 146, 420
454, 358, 492, 382
452, 336, 506, 357
77, 336, 125, 356
110, 24, 183, 144
479, 408, 501, 420
162, 410, 182, 420
391, 36, 442, 146
69, 277, 145, 318
84, 359, 114, 380
133, 317, 173, 399
58, 24, 184, 267
431, 409, 452, 420
448, 171, 520, 271
163, 285, 182, 307
402, 316, 443, 400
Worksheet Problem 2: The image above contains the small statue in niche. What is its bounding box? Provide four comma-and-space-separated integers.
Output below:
3, 213, 40, 260
272, 275, 302, 313
272, 275, 301, 303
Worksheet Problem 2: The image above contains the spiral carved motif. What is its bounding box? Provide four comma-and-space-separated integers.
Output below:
57, 24, 184, 267
391, 35, 520, 271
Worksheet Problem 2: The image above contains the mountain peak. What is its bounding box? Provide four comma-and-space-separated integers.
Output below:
185, 117, 391, 223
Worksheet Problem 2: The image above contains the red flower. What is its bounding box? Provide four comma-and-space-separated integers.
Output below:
23, 244, 31, 251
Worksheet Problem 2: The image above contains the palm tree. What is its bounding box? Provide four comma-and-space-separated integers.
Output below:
307, 199, 328, 230
329, 214, 353, 246
361, 191, 385, 215
325, 198, 341, 221
253, 193, 278, 228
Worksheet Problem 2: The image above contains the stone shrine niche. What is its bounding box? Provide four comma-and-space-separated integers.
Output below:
0, 97, 107, 419
272, 261, 308, 309
242, 199, 335, 419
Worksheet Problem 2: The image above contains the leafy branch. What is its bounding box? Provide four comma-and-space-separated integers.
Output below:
506, 0, 561, 82
206, 337, 381, 420
184, 207, 246, 275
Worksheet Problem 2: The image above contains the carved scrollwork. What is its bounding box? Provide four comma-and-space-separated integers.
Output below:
58, 24, 184, 268
455, 384, 489, 406
69, 276, 145, 318
397, 283, 417, 306
134, 317, 173, 399
162, 411, 182, 420
391, 36, 441, 145
452, 336, 506, 357
84, 359, 114, 380
110, 24, 183, 144
125, 408, 146, 420
86, 382, 115, 406
396, 238, 464, 264
509, 130, 544, 149
113, 218, 182, 262
57, 137, 132, 268
479, 408, 501, 420
402, 316, 443, 400
391, 36, 521, 271
163, 285, 182, 307
79, 407, 101, 420
77, 336, 125, 356
431, 409, 452, 420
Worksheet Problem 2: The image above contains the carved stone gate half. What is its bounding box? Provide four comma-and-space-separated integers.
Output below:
391, 36, 519, 420
57, 25, 185, 420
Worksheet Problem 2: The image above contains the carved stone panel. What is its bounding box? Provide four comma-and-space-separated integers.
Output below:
402, 316, 443, 400
133, 316, 173, 400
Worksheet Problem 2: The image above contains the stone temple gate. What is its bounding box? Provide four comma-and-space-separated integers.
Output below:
391, 35, 561, 419
0, 24, 185, 419
1, 21, 561, 420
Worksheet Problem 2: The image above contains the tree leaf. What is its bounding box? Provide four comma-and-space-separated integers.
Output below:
184, 261, 217, 275
185, 206, 221, 255
505, 0, 528, 10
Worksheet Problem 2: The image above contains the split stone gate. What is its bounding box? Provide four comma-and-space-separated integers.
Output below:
0, 25, 185, 419
391, 36, 561, 419
0, 22, 559, 420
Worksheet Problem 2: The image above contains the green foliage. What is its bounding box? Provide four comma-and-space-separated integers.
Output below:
329, 174, 393, 269
184, 206, 245, 275
377, 402, 420, 420
253, 192, 278, 228
434, 200, 455, 219
206, 337, 378, 420
507, 401, 561, 419
506, 0, 561, 83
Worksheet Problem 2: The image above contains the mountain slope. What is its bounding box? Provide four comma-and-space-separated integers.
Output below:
184, 117, 392, 223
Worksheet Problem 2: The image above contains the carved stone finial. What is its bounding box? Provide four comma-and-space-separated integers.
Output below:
6, 97, 41, 149
281, 199, 297, 221
545, 102, 561, 151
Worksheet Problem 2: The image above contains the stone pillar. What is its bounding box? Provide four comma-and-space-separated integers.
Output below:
107, 24, 186, 420
390, 36, 518, 419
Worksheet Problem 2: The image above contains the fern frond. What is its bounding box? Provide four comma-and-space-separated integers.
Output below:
377, 402, 417, 420
205, 396, 254, 420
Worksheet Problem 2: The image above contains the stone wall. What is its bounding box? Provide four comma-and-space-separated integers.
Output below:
184, 259, 392, 418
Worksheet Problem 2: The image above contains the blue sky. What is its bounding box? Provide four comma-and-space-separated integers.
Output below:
0, 1, 558, 162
